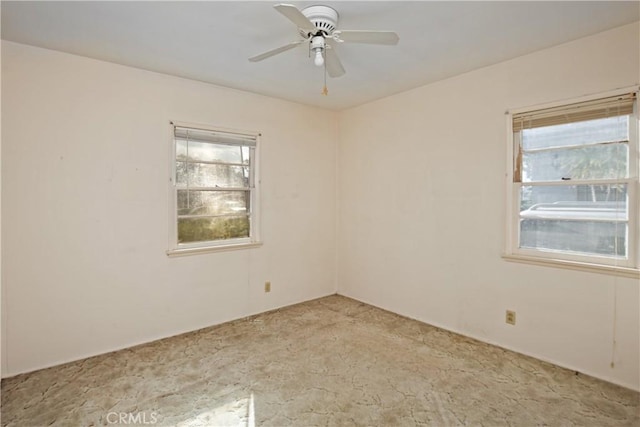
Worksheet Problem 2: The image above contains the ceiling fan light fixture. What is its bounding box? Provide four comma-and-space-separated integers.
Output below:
310, 35, 325, 67
314, 50, 324, 67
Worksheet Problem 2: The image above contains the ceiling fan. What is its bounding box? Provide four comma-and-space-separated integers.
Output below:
249, 4, 399, 78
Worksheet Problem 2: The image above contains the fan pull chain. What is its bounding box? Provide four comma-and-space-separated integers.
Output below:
322, 54, 329, 96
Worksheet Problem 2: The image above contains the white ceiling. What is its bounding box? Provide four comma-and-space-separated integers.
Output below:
2, 1, 638, 110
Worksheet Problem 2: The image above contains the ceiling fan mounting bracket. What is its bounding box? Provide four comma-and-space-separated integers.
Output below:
298, 5, 339, 38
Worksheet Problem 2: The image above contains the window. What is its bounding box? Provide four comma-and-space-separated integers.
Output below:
168, 122, 261, 255
505, 90, 639, 275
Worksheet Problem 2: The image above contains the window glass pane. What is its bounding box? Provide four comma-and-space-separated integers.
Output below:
519, 184, 627, 257
178, 216, 250, 243
176, 140, 246, 164
520, 220, 627, 257
173, 126, 257, 247
182, 163, 249, 188
176, 140, 187, 159
176, 161, 187, 186
177, 190, 249, 216
520, 184, 627, 211
522, 116, 628, 150
522, 143, 628, 182
242, 147, 250, 165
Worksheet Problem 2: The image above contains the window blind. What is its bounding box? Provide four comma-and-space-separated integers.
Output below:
174, 126, 257, 147
512, 92, 636, 132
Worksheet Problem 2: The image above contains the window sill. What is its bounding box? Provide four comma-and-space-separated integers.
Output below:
167, 241, 263, 257
502, 254, 639, 279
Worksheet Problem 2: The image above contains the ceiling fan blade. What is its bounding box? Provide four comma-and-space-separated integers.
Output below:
324, 47, 345, 78
274, 4, 316, 33
249, 40, 304, 62
334, 30, 399, 45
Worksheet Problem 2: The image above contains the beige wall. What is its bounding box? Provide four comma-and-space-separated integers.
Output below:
337, 22, 640, 390
1, 41, 338, 376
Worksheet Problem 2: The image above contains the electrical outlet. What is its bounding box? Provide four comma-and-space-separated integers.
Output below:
506, 310, 516, 325
264, 281, 271, 293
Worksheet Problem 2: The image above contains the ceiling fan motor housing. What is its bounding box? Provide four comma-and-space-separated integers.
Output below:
300, 5, 339, 36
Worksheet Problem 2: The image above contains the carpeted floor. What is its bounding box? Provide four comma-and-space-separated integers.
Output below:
1, 295, 638, 426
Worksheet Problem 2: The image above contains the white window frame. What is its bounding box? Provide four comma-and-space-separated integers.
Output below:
167, 121, 262, 257
504, 87, 640, 278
